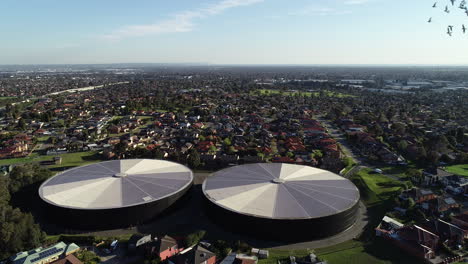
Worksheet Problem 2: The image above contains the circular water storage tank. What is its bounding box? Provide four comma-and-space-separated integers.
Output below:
39, 159, 193, 229
202, 163, 360, 240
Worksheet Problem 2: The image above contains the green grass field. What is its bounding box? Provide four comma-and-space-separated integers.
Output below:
0, 96, 16, 100
445, 164, 468, 177
315, 239, 421, 264
0, 151, 102, 170
260, 239, 421, 264
253, 89, 353, 98
258, 249, 311, 264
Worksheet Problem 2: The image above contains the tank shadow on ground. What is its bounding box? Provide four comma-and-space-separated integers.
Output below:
27, 178, 367, 249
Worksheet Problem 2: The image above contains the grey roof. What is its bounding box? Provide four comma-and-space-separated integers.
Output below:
39, 159, 193, 210
202, 163, 360, 220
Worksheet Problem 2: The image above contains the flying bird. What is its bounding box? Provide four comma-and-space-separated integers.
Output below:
428, 17, 432, 23
451, 0, 456, 6
463, 24, 467, 33
448, 25, 454, 31
445, 5, 450, 12
433, 2, 437, 8
447, 28, 453, 36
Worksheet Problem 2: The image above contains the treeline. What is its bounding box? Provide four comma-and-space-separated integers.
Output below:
0, 163, 52, 260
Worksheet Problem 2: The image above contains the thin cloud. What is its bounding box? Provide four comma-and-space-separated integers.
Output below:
102, 0, 264, 41
288, 7, 351, 16
344, 0, 372, 5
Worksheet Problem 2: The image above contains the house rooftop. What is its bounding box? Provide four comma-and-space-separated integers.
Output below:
10, 242, 80, 264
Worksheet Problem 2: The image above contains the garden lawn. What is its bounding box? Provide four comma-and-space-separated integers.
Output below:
445, 164, 468, 177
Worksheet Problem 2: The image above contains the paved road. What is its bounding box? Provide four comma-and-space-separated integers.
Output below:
316, 117, 405, 183
45, 82, 129, 96
316, 117, 360, 165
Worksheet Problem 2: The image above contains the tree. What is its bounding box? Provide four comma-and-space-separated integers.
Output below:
17, 118, 26, 130
187, 149, 201, 168
208, 145, 217, 154
406, 169, 423, 183
184, 230, 206, 247
76, 250, 101, 264
223, 138, 232, 146
311, 150, 323, 159
427, 151, 441, 166
0, 176, 10, 207
227, 146, 236, 155
8, 164, 53, 193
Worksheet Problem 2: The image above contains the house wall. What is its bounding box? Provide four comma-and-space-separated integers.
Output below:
160, 247, 184, 260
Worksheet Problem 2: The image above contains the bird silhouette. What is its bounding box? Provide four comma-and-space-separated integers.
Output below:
428, 1, 468, 36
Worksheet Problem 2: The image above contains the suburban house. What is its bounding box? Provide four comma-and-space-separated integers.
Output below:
429, 196, 461, 215
423, 168, 453, 186
452, 212, 468, 232
399, 188, 436, 203
9, 242, 80, 264
168, 245, 216, 264
376, 217, 439, 261
50, 254, 83, 264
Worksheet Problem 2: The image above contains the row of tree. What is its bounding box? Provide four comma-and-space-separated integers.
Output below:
0, 164, 51, 260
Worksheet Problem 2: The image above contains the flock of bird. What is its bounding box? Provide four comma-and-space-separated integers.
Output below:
428, 0, 468, 36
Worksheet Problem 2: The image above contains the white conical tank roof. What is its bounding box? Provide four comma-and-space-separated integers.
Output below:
202, 163, 359, 219
39, 159, 193, 209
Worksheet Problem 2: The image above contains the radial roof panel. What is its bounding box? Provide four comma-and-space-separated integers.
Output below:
203, 163, 360, 219
39, 159, 193, 210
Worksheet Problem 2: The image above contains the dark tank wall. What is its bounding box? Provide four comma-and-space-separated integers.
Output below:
203, 195, 360, 242
42, 182, 192, 230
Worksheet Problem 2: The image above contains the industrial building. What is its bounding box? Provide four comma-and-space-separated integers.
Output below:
39, 159, 193, 229
202, 163, 360, 240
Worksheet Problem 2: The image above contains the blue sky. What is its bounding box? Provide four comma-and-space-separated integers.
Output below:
1, 0, 468, 65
